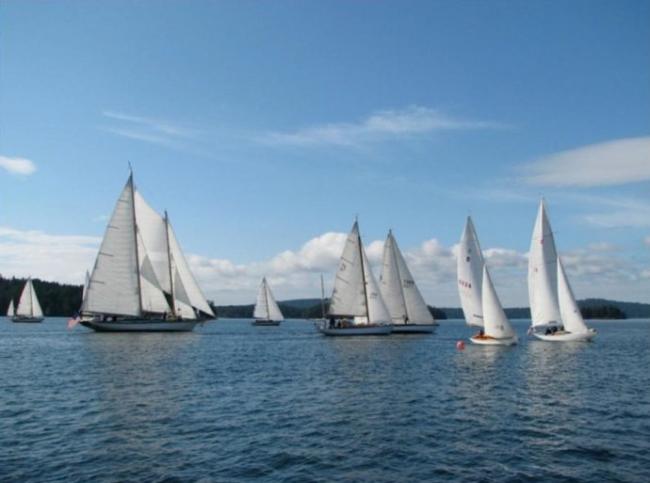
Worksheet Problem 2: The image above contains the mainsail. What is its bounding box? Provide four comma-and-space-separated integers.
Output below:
557, 257, 589, 334
7, 300, 14, 317
528, 200, 562, 328
16, 279, 43, 318
457, 216, 485, 327
328, 221, 390, 325
481, 266, 515, 339
254, 277, 284, 321
380, 231, 434, 325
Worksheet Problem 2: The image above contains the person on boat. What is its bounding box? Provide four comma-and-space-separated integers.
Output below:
329, 317, 335, 329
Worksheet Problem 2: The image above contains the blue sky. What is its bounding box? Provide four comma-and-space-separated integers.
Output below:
1, 0, 649, 306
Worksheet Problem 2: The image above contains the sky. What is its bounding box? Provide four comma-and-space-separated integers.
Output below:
1, 0, 649, 307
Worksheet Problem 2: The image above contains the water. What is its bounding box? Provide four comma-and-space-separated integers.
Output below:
1, 318, 649, 482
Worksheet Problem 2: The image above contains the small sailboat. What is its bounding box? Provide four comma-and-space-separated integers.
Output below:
317, 220, 392, 336
457, 217, 517, 345
12, 278, 44, 323
80, 172, 215, 332
6, 299, 15, 318
527, 200, 596, 342
252, 277, 283, 326
379, 230, 437, 333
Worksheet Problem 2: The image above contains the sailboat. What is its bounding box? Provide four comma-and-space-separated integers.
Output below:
379, 230, 437, 333
317, 220, 392, 336
252, 277, 284, 326
80, 172, 215, 332
12, 278, 44, 323
457, 217, 517, 345
6, 300, 15, 318
527, 200, 596, 342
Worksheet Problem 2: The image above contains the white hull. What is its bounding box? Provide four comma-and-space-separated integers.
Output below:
470, 335, 518, 346
532, 328, 596, 342
80, 319, 199, 332
11, 316, 44, 323
317, 325, 392, 336
390, 323, 437, 334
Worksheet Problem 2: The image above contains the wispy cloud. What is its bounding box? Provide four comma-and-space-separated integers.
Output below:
578, 196, 650, 228
100, 110, 200, 152
521, 136, 650, 187
259, 105, 508, 147
0, 155, 37, 175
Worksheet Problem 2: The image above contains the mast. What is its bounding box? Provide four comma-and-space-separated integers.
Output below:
390, 231, 409, 323
164, 210, 176, 317
320, 273, 326, 320
264, 278, 270, 320
128, 172, 143, 316
356, 223, 370, 321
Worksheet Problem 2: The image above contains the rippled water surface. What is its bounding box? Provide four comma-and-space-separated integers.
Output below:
1, 318, 649, 482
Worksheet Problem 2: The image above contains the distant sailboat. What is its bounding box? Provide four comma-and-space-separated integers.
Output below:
379, 230, 437, 333
457, 217, 517, 345
6, 299, 15, 318
527, 200, 596, 342
80, 172, 215, 332
317, 220, 392, 336
12, 278, 44, 323
252, 277, 283, 326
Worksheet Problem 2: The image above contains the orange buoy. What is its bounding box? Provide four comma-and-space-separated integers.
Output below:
456, 340, 466, 351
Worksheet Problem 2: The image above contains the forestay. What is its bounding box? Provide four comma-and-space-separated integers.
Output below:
457, 217, 484, 327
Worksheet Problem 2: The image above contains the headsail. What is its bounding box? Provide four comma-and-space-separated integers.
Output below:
457, 216, 484, 327
380, 231, 434, 325
528, 200, 561, 328
481, 266, 516, 339
557, 257, 589, 334
361, 245, 391, 325
7, 300, 15, 317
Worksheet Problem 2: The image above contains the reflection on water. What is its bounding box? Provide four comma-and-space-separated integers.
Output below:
0, 318, 649, 482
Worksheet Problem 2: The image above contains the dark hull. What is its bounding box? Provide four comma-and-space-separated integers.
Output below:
252, 319, 282, 326
80, 318, 199, 332
11, 316, 44, 323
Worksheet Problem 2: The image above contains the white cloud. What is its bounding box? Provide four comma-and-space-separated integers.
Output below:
522, 136, 650, 187
3, 226, 648, 307
582, 197, 650, 228
259, 105, 507, 147
0, 226, 100, 284
0, 155, 37, 175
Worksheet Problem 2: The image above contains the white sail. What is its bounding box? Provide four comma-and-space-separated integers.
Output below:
328, 221, 366, 317
557, 257, 589, 334
481, 266, 515, 339
254, 278, 284, 321
81, 271, 90, 306
30, 280, 43, 318
7, 300, 15, 317
528, 200, 561, 328
167, 221, 214, 317
380, 231, 434, 325
137, 231, 171, 314
134, 190, 172, 293
361, 244, 391, 325
83, 176, 141, 317
457, 216, 485, 327
174, 299, 197, 320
